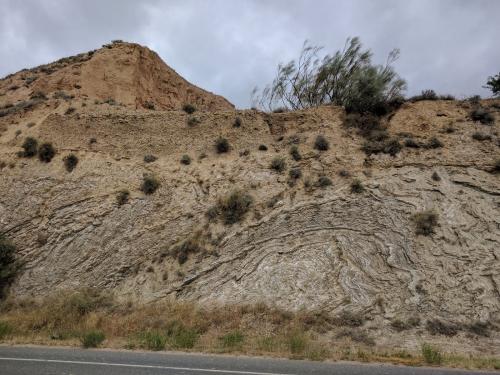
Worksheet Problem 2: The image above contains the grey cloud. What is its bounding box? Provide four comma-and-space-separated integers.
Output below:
1, 0, 498, 108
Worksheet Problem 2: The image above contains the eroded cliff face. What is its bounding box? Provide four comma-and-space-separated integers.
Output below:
1, 99, 498, 327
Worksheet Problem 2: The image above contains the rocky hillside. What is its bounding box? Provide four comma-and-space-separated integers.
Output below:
0, 43, 499, 354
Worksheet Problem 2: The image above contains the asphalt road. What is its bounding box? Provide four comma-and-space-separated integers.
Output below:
0, 346, 496, 375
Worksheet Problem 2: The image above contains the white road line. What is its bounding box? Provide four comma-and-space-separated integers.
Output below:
0, 357, 295, 375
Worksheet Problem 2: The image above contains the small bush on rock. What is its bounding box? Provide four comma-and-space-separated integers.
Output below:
314, 135, 329, 151
421, 343, 442, 365
63, 154, 78, 172
21, 137, 38, 157
215, 137, 230, 153
412, 210, 438, 236
317, 176, 332, 188
270, 156, 286, 173
472, 132, 491, 141
426, 137, 443, 149
350, 179, 365, 193
143, 154, 157, 163
258, 144, 268, 151
470, 108, 494, 125
290, 145, 302, 161
180, 154, 191, 165
233, 117, 242, 128
141, 175, 160, 195
183, 104, 196, 114
81, 330, 105, 348
116, 190, 130, 206
210, 190, 253, 225
38, 143, 56, 163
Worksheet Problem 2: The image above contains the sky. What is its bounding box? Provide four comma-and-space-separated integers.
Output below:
1, 0, 499, 108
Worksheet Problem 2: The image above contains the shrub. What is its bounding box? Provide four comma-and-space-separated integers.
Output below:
141, 175, 160, 195
64, 107, 76, 115
233, 117, 242, 128
363, 138, 401, 156
182, 104, 196, 114
404, 138, 420, 148
426, 137, 443, 149
468, 321, 490, 337
410, 89, 438, 101
143, 154, 157, 163
288, 331, 307, 354
431, 171, 441, 181
470, 108, 494, 125
63, 154, 78, 172
485, 72, 500, 97
258, 144, 268, 151
270, 156, 286, 172
334, 170, 348, 179
220, 331, 244, 349
317, 176, 332, 188
391, 317, 420, 332
290, 145, 301, 161
494, 159, 500, 174
0, 234, 17, 298
314, 135, 329, 151
421, 343, 442, 365
472, 132, 491, 141
116, 190, 130, 206
144, 101, 155, 110
426, 319, 457, 336
0, 321, 13, 339
350, 179, 365, 193
412, 210, 438, 236
180, 155, 191, 165
21, 137, 38, 157
166, 321, 199, 349
215, 137, 230, 153
336, 329, 375, 346
170, 237, 201, 265
81, 330, 105, 348
289, 168, 302, 180
38, 143, 56, 162
141, 331, 167, 351
187, 116, 200, 127
211, 190, 253, 225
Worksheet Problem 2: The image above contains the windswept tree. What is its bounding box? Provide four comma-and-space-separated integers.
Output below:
485, 73, 500, 97
253, 37, 406, 113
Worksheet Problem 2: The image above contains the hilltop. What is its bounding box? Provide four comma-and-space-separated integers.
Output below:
0, 42, 499, 367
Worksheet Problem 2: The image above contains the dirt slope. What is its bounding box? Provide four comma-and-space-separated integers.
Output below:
0, 44, 499, 357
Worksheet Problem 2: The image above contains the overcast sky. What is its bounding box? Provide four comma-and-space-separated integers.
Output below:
1, 0, 499, 108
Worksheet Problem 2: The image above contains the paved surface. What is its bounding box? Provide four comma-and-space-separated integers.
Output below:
0, 346, 496, 375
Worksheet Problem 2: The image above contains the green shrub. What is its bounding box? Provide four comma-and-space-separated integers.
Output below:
141, 331, 167, 351
426, 319, 457, 336
0, 234, 17, 298
166, 321, 199, 349
141, 175, 160, 195
289, 168, 302, 180
350, 179, 365, 193
220, 331, 244, 349
0, 321, 13, 339
213, 190, 253, 225
270, 156, 286, 172
472, 132, 491, 141
288, 331, 307, 354
470, 108, 494, 124
426, 137, 443, 149
233, 117, 242, 128
431, 171, 441, 181
412, 210, 438, 236
363, 138, 401, 156
63, 154, 78, 172
170, 237, 202, 265
258, 144, 268, 151
182, 104, 196, 114
81, 330, 105, 348
485, 72, 500, 97
314, 135, 329, 151
187, 116, 201, 127
404, 138, 420, 148
421, 343, 442, 365
409, 89, 437, 101
317, 176, 332, 187
38, 143, 56, 162
290, 145, 301, 161
143, 154, 157, 163
21, 137, 38, 157
215, 137, 230, 153
180, 154, 191, 165
116, 190, 130, 206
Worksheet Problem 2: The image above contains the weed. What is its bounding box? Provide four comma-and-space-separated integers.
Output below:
183, 104, 196, 114
270, 156, 286, 172
0, 321, 13, 339
233, 117, 242, 128
141, 331, 167, 351
220, 331, 244, 349
211, 190, 253, 225
290, 145, 301, 161
81, 330, 105, 348
412, 210, 438, 236
21, 137, 38, 157
116, 190, 130, 206
317, 176, 332, 187
141, 175, 160, 195
215, 137, 230, 153
143, 154, 157, 163
421, 343, 442, 365
187, 116, 201, 127
38, 143, 56, 163
350, 179, 365, 193
180, 154, 192, 165
314, 135, 329, 151
426, 137, 443, 149
289, 168, 302, 180
63, 154, 78, 172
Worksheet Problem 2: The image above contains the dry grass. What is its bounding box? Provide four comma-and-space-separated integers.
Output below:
0, 290, 498, 370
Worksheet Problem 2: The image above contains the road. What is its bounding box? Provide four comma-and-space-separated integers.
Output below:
0, 346, 496, 375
